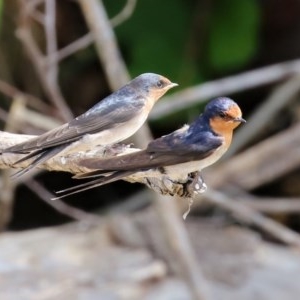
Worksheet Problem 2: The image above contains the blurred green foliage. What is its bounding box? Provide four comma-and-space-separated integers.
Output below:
104, 0, 191, 81
208, 0, 260, 71
0, 0, 261, 127
104, 0, 260, 81
103, 0, 260, 127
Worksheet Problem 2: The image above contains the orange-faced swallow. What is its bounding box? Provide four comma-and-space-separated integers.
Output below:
1, 73, 177, 178
54, 97, 245, 199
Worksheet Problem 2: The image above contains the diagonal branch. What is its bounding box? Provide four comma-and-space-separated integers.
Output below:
207, 121, 300, 190
0, 131, 199, 198
17, 0, 73, 121
202, 190, 300, 248
26, 179, 100, 222
227, 74, 300, 157
78, 0, 130, 91
44, 0, 58, 83
110, 0, 137, 27
151, 59, 300, 120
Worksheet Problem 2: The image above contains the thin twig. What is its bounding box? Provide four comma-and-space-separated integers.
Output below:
219, 187, 300, 214
155, 196, 211, 300
0, 107, 8, 122
151, 59, 300, 120
207, 121, 300, 190
227, 74, 300, 156
31, 9, 45, 24
78, 0, 130, 90
44, 0, 137, 65
67, 2, 211, 297
45, 0, 58, 82
26, 0, 45, 11
0, 98, 28, 229
202, 190, 300, 247
0, 79, 51, 113
245, 198, 300, 213
47, 33, 94, 63
17, 0, 73, 121
78, 0, 150, 148
26, 179, 99, 222
110, 0, 137, 27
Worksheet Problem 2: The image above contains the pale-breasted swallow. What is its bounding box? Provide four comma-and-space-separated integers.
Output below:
2, 73, 177, 177
54, 97, 245, 199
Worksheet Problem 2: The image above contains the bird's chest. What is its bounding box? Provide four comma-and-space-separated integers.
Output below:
164, 141, 228, 181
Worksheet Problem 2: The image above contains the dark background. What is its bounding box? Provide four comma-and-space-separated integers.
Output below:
0, 0, 299, 231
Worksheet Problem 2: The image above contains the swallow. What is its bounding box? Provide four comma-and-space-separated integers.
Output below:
1, 73, 177, 178
54, 97, 245, 199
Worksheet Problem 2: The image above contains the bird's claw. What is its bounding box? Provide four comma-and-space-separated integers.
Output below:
186, 171, 207, 195
142, 172, 207, 198
159, 171, 207, 198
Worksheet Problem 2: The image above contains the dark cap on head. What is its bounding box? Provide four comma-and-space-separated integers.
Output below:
204, 97, 237, 114
204, 97, 245, 124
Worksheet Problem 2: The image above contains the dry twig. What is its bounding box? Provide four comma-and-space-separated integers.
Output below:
17, 0, 73, 121
151, 59, 300, 120
206, 121, 300, 190
0, 79, 50, 113
78, 0, 130, 90
110, 0, 137, 27
227, 74, 300, 156
202, 190, 300, 247
244, 197, 300, 214
77, 2, 211, 298
26, 179, 100, 222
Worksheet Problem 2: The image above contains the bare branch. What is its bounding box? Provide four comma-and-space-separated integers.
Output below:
75, 2, 211, 297
17, 0, 73, 121
207, 121, 300, 190
110, 0, 137, 27
0, 79, 51, 113
0, 131, 201, 198
44, 0, 137, 64
0, 108, 8, 123
151, 59, 300, 120
78, 0, 130, 90
227, 75, 300, 156
202, 190, 300, 247
26, 179, 100, 222
245, 198, 300, 214
0, 73, 62, 133
48, 33, 94, 63
44, 0, 58, 82
155, 196, 212, 300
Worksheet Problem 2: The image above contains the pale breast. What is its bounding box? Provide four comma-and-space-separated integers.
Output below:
164, 142, 229, 181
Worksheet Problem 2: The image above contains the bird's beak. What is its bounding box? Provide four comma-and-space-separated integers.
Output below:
233, 117, 246, 123
169, 82, 178, 88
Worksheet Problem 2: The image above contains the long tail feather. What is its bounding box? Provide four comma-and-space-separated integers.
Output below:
12, 149, 45, 166
73, 170, 113, 179
52, 170, 135, 200
11, 146, 64, 178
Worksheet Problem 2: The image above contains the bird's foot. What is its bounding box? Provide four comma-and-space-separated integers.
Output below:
162, 176, 183, 196
142, 172, 207, 199
186, 171, 207, 195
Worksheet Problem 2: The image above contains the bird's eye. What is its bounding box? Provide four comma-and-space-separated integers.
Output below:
156, 80, 164, 88
219, 112, 227, 118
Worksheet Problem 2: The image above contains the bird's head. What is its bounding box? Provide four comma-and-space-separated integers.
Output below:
204, 97, 246, 133
131, 73, 178, 102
